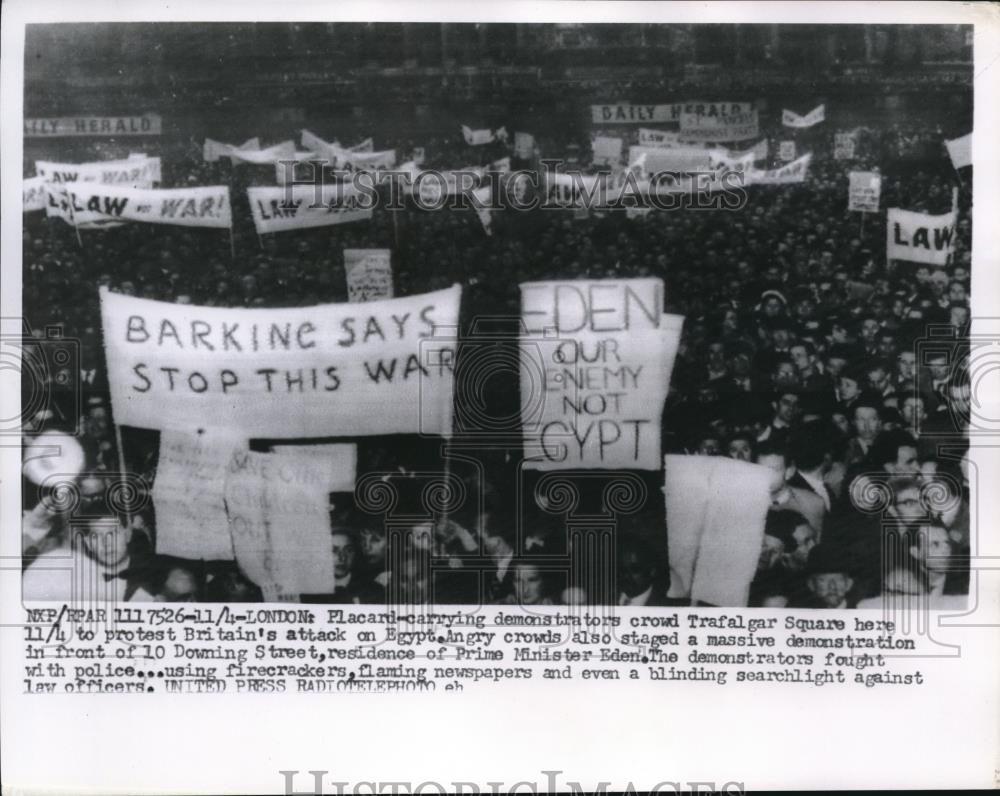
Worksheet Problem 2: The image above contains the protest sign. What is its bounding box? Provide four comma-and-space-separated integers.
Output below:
638, 128, 682, 148
514, 131, 534, 159
778, 140, 796, 162
945, 133, 971, 170
545, 172, 605, 208
592, 136, 623, 166
848, 171, 881, 212
887, 206, 957, 266
461, 125, 495, 145
228, 140, 296, 165
225, 448, 337, 601
627, 145, 713, 177
679, 107, 758, 142
834, 132, 856, 160
664, 455, 772, 606
336, 148, 397, 173
748, 154, 812, 185
519, 279, 680, 470
63, 184, 232, 228
25, 113, 162, 137
23, 177, 46, 212
782, 104, 825, 128
99, 284, 461, 438
36, 156, 159, 187
152, 429, 243, 561
247, 184, 373, 234
344, 249, 393, 302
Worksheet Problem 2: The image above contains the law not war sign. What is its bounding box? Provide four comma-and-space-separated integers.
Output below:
99, 285, 461, 438
887, 207, 957, 266
64, 184, 232, 228
519, 279, 682, 470
247, 184, 374, 234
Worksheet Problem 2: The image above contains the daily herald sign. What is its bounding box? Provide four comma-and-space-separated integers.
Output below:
591, 101, 752, 125
25, 114, 162, 137
99, 285, 461, 438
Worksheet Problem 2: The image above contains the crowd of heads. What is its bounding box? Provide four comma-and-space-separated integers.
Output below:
21, 101, 972, 608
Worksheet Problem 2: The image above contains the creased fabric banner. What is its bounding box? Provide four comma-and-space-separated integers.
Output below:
945, 133, 972, 170
344, 249, 393, 302
36, 157, 159, 187
63, 184, 232, 228
152, 429, 244, 561
833, 132, 856, 160
248, 184, 374, 234
627, 145, 713, 177
337, 148, 397, 173
274, 152, 327, 185
782, 104, 825, 128
638, 128, 682, 148
748, 153, 812, 185
228, 140, 297, 165
848, 171, 882, 213
25, 113, 162, 138
519, 279, 680, 470
592, 136, 623, 166
664, 455, 772, 607
225, 448, 337, 601
202, 137, 261, 162
679, 107, 758, 142
461, 125, 495, 146
514, 131, 534, 159
99, 284, 461, 438
349, 137, 374, 153
886, 207, 957, 266
301, 129, 339, 155
23, 176, 46, 212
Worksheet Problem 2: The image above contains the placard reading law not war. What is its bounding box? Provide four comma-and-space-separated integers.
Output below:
519, 279, 682, 470
99, 285, 461, 438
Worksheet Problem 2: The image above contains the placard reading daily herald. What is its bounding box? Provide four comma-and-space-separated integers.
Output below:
519, 279, 682, 470
99, 285, 460, 438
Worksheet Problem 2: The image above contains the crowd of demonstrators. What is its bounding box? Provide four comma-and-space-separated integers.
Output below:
20, 109, 972, 607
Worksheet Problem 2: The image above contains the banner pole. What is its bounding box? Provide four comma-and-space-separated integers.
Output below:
229, 225, 236, 261
65, 189, 84, 249
859, 209, 866, 238
113, 421, 133, 526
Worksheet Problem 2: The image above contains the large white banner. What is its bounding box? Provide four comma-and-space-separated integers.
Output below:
679, 107, 759, 142
519, 279, 681, 470
627, 145, 713, 177
203, 137, 261, 162
247, 184, 374, 234
946, 133, 972, 170
887, 207, 957, 266
848, 171, 882, 213
25, 113, 162, 137
63, 184, 233, 228
344, 249, 393, 302
99, 285, 461, 438
782, 104, 825, 128
23, 177, 46, 213
36, 157, 159, 187
748, 153, 812, 185
228, 140, 296, 165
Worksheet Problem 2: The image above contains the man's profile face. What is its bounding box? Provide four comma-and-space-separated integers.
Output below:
757, 454, 788, 495
913, 525, 952, 573
809, 573, 852, 608
331, 533, 356, 579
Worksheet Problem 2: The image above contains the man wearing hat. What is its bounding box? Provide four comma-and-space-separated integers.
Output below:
793, 543, 858, 609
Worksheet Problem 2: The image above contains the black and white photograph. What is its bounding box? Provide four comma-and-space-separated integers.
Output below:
2, 2, 998, 793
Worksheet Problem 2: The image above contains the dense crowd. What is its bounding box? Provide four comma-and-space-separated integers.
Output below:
21, 108, 972, 609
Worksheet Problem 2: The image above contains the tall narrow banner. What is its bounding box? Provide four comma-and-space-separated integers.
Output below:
63, 184, 232, 229
247, 184, 373, 234
25, 113, 162, 137
782, 104, 825, 128
344, 249, 393, 302
638, 128, 682, 148
834, 132, 856, 160
514, 131, 534, 159
778, 141, 796, 162
23, 176, 46, 212
152, 429, 244, 561
592, 136, 623, 166
848, 171, 882, 212
99, 285, 461, 438
886, 207, 957, 266
748, 154, 812, 185
664, 455, 771, 606
679, 108, 758, 142
519, 279, 681, 470
225, 448, 338, 601
945, 133, 972, 170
